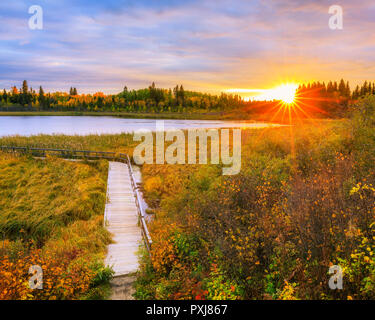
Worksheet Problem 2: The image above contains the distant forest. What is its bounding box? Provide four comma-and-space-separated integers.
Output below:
0, 80, 374, 118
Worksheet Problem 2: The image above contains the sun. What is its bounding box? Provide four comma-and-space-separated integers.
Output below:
273, 84, 298, 104
258, 83, 299, 104
249, 83, 299, 104
226, 83, 299, 104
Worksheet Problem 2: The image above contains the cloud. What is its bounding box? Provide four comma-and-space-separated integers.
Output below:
0, 0, 374, 93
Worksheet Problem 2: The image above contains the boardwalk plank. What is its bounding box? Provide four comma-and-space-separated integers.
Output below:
104, 162, 142, 276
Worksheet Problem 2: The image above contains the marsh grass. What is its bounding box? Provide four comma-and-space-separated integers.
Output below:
0, 153, 113, 299
0, 133, 137, 154
0, 154, 107, 242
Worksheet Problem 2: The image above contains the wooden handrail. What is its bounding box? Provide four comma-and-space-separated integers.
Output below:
126, 154, 153, 254
0, 145, 152, 255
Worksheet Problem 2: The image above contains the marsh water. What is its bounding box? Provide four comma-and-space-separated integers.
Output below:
0, 116, 279, 137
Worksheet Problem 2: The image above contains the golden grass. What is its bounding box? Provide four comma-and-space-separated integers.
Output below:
0, 153, 109, 244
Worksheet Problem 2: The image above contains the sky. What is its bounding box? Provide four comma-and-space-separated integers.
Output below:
0, 0, 374, 95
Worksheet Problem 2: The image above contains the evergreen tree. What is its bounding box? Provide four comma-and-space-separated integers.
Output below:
327, 81, 334, 94
338, 79, 346, 97
38, 86, 45, 109
21, 80, 31, 105
22, 80, 28, 94
173, 85, 179, 100
179, 85, 185, 103
2, 89, 7, 104
361, 81, 368, 96
352, 85, 360, 100
345, 81, 351, 98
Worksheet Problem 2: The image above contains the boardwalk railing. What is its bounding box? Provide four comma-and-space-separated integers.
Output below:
125, 154, 153, 254
0, 145, 152, 254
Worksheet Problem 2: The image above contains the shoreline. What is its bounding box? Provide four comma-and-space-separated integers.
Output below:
0, 111, 338, 125
0, 111, 246, 121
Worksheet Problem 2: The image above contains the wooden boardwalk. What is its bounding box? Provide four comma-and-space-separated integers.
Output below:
104, 162, 142, 276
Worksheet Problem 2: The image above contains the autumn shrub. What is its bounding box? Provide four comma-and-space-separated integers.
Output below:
136, 102, 375, 300
338, 228, 375, 300
0, 246, 94, 300
350, 95, 375, 178
203, 263, 243, 300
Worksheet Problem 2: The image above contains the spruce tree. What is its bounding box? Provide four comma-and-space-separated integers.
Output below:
22, 80, 28, 94
345, 81, 351, 98
338, 79, 346, 97
39, 86, 45, 109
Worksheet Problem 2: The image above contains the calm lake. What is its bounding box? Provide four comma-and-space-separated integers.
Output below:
0, 116, 279, 137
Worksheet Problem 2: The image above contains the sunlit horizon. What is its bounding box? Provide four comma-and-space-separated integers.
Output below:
227, 83, 299, 103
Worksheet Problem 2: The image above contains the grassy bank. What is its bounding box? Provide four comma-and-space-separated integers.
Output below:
0, 133, 137, 154
0, 154, 113, 299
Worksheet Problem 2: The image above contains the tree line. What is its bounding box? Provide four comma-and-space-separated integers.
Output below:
297, 79, 375, 100
0, 80, 246, 113
0, 79, 374, 116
